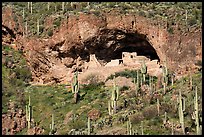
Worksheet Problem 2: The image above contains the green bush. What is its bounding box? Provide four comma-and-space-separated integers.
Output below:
14, 66, 32, 82
139, 10, 146, 17
47, 28, 53, 37
106, 69, 140, 81
83, 73, 100, 85
120, 86, 129, 91
68, 119, 86, 130
142, 105, 157, 120
167, 27, 174, 34
129, 112, 144, 124
53, 17, 61, 28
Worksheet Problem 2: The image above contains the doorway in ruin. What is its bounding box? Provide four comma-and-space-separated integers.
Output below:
81, 29, 160, 66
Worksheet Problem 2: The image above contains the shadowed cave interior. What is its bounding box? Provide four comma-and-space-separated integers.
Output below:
80, 29, 160, 65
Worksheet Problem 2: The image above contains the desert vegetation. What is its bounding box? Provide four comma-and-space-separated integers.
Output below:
2, 44, 202, 135
2, 2, 202, 37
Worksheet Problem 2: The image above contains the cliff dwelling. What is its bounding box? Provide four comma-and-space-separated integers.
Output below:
82, 29, 160, 66
82, 29, 161, 69
80, 29, 162, 81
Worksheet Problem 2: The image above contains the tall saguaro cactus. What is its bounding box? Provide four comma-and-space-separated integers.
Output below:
37, 19, 39, 35
141, 60, 147, 83
189, 74, 193, 90
108, 100, 112, 115
27, 2, 30, 10
178, 90, 185, 134
87, 117, 91, 135
112, 79, 119, 114
49, 113, 55, 135
22, 8, 25, 19
26, 93, 32, 129
71, 71, 79, 104
30, 2, 33, 14
171, 121, 174, 135
162, 62, 168, 94
157, 98, 160, 116
47, 2, 50, 10
127, 118, 133, 135
171, 73, 174, 86
194, 86, 201, 135
141, 121, 144, 135
133, 70, 139, 96
62, 2, 65, 11
25, 21, 28, 37
108, 77, 119, 115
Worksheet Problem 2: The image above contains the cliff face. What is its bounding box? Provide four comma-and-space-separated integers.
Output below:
2, 7, 202, 85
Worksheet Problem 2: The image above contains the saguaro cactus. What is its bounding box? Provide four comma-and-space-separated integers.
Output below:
62, 2, 65, 11
141, 60, 147, 83
194, 86, 201, 135
162, 63, 168, 94
27, 2, 30, 10
127, 118, 132, 135
47, 2, 50, 10
133, 70, 139, 96
30, 2, 32, 14
26, 93, 32, 129
171, 73, 174, 86
71, 71, 79, 103
163, 111, 167, 125
108, 100, 112, 115
157, 98, 160, 116
112, 80, 119, 114
178, 90, 185, 134
49, 114, 55, 135
189, 74, 193, 90
141, 121, 144, 135
108, 78, 119, 115
171, 121, 174, 135
37, 19, 39, 35
87, 117, 91, 135
22, 8, 25, 19
25, 21, 28, 36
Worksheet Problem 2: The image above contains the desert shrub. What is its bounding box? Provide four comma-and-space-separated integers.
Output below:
139, 10, 146, 17
129, 112, 144, 124
92, 11, 101, 16
106, 69, 140, 81
195, 60, 202, 67
142, 105, 157, 120
99, 92, 106, 99
149, 116, 163, 126
47, 28, 53, 37
83, 73, 100, 85
160, 102, 177, 116
39, 26, 44, 34
15, 66, 32, 82
68, 119, 86, 130
167, 26, 174, 34
53, 17, 61, 28
188, 17, 197, 26
120, 86, 129, 91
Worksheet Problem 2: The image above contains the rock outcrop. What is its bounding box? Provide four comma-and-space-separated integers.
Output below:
2, 7, 202, 85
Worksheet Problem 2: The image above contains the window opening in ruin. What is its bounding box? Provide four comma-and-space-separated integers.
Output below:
119, 59, 123, 64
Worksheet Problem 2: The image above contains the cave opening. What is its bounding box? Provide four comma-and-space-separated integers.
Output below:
82, 29, 160, 65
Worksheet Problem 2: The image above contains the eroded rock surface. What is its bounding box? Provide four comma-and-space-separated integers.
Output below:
2, 7, 202, 85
